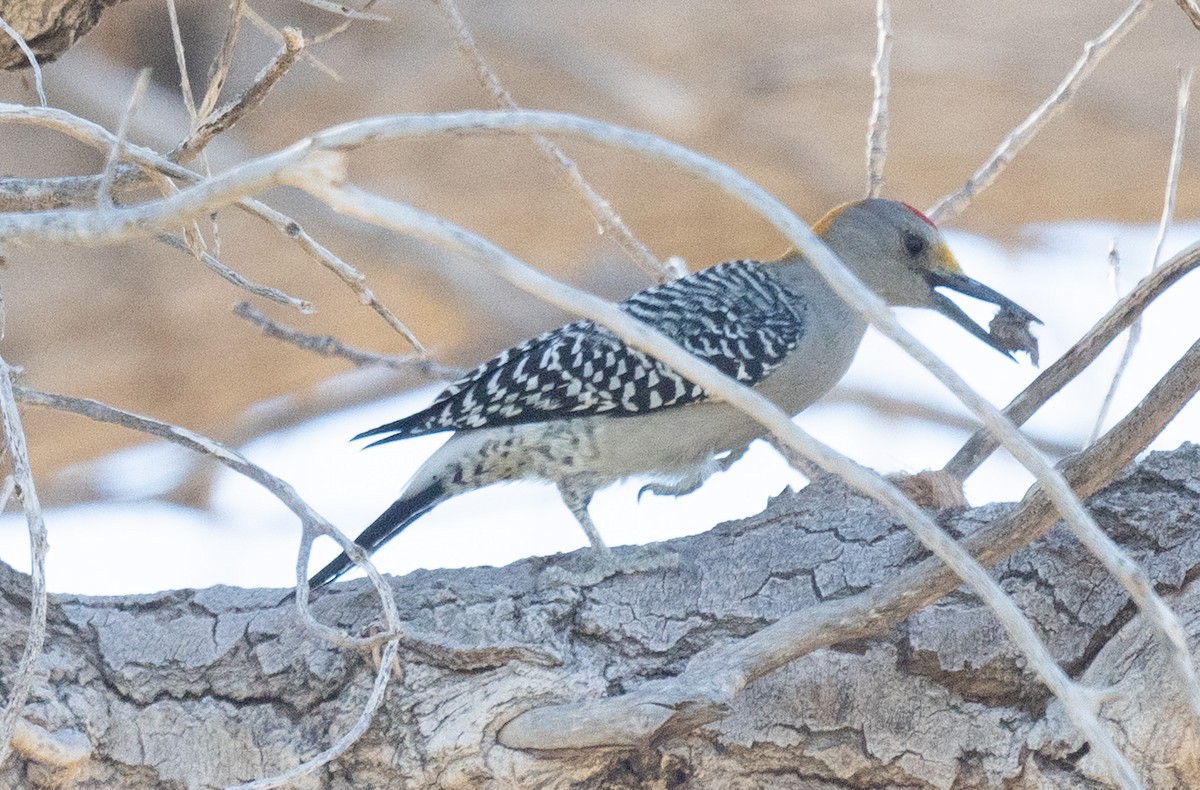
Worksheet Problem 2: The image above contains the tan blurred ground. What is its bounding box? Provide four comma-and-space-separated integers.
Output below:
0, 0, 1198, 504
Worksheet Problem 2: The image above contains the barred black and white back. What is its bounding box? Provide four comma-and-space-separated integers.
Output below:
356, 261, 807, 446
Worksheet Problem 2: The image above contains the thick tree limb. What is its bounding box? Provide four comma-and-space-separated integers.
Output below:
3, 444, 1199, 788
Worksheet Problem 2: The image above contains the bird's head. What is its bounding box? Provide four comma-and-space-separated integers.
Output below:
813, 198, 1040, 359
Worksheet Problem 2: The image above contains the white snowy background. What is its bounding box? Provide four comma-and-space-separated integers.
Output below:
2, 221, 1197, 594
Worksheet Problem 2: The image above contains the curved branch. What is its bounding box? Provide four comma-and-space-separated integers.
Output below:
3, 108, 1192, 785
501, 331, 1200, 750
943, 239, 1200, 480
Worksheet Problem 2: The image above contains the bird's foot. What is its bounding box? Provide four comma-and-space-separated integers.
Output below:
637, 479, 702, 501
539, 544, 679, 588
636, 446, 749, 502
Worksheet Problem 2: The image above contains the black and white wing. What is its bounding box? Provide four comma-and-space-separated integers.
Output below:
357, 261, 806, 445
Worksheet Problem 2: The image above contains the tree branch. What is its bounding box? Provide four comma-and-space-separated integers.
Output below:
927, 0, 1154, 224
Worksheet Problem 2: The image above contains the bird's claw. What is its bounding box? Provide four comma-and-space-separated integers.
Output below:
637, 481, 689, 502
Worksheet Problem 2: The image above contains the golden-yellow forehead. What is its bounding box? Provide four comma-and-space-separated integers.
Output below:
931, 242, 962, 274
811, 201, 855, 236
811, 200, 963, 275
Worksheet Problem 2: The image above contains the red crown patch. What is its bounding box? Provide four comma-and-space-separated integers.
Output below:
901, 202, 937, 229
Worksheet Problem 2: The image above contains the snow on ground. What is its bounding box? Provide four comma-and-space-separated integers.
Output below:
1, 222, 1197, 594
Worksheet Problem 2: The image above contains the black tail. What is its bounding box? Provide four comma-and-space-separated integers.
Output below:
308, 481, 446, 589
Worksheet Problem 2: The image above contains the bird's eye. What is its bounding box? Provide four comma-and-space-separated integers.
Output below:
902, 231, 927, 258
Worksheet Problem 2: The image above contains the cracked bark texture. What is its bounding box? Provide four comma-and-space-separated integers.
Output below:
4, 443, 1200, 789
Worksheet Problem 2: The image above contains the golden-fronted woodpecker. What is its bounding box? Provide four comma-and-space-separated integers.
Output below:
309, 198, 1038, 588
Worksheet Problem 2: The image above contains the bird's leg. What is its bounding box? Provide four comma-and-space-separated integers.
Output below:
541, 480, 678, 587
559, 484, 613, 561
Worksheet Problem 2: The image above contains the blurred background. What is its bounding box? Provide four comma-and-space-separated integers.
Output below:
0, 0, 1198, 592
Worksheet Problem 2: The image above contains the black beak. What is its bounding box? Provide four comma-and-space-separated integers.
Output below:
926, 271, 1042, 361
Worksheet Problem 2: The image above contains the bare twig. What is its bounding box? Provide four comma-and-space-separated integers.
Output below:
1092, 68, 1193, 442
865, 0, 892, 198
225, 641, 401, 790
240, 200, 428, 352
96, 70, 152, 209
243, 4, 340, 81
0, 475, 13, 513
165, 0, 199, 121
432, 0, 670, 282
1150, 69, 1193, 266
831, 385, 1078, 457
0, 104, 428, 352
233, 301, 457, 374
306, 4, 364, 47
928, 0, 1154, 224
503, 330, 1200, 752
1178, 0, 1200, 29
3, 109, 1189, 782
157, 234, 313, 310
295, 0, 388, 21
1091, 240, 1124, 443
306, 181, 1139, 787
198, 0, 248, 121
12, 386, 376, 630
0, 357, 49, 769
0, 170, 146, 211
172, 28, 306, 163
11, 384, 405, 785
945, 240, 1200, 481
0, 16, 45, 107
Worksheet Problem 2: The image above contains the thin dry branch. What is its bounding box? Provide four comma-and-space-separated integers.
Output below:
305, 9, 357, 46
158, 234, 313, 311
1092, 68, 1192, 441
198, 0, 248, 121
10, 384, 405, 786
13, 80, 310, 313
2, 108, 1188, 784
927, 0, 1154, 224
296, 0, 388, 21
0, 357, 49, 770
165, 0, 199, 121
96, 69, 150, 209
171, 27, 305, 163
0, 103, 427, 352
233, 301, 456, 374
0, 170, 146, 211
944, 237, 1200, 480
9, 386, 390, 647
432, 0, 674, 282
502, 330, 1200, 751
0, 15, 45, 106
241, 199, 427, 352
1178, 0, 1200, 29
831, 385, 1078, 457
1090, 239, 1124, 443
864, 0, 892, 198
224, 642, 401, 790
305, 181, 1139, 787
241, 3, 340, 81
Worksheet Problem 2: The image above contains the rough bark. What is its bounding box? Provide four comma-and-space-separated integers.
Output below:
4, 443, 1200, 789
0, 0, 126, 70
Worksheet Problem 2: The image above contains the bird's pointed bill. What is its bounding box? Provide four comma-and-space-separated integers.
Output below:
925, 264, 1041, 361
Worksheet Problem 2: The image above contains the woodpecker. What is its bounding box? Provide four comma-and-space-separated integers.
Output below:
309, 198, 1038, 588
